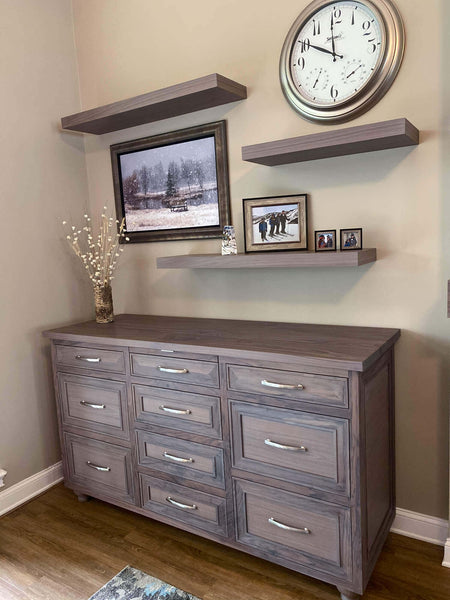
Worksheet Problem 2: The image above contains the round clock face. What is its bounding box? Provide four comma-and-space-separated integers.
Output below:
280, 0, 404, 123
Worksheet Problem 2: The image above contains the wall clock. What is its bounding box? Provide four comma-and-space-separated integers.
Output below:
279, 0, 405, 123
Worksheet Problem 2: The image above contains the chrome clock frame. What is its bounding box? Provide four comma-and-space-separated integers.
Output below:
279, 0, 405, 124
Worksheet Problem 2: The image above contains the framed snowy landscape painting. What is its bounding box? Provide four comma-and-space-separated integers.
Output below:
111, 121, 231, 242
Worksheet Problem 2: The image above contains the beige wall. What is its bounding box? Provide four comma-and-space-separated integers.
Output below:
0, 0, 91, 488
70, 0, 449, 519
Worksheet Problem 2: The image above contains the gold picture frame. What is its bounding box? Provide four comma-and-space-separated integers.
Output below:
243, 194, 308, 253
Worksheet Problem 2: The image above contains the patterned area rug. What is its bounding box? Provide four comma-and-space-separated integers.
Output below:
89, 566, 201, 600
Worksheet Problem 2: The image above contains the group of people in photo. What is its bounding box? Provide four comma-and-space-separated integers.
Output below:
343, 232, 358, 247
258, 210, 289, 241
317, 233, 334, 249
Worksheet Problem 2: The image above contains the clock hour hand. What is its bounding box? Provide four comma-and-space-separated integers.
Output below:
304, 41, 343, 59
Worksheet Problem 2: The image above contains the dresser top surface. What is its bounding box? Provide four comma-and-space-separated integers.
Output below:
44, 313, 400, 372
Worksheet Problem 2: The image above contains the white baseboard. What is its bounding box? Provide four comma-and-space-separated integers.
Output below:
0, 462, 63, 517
443, 538, 450, 568
0, 464, 448, 564
391, 507, 448, 548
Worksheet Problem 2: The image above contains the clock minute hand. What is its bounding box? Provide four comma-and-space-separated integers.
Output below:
305, 42, 343, 59
330, 10, 337, 62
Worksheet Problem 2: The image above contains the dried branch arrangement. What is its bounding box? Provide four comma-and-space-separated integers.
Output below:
63, 207, 129, 289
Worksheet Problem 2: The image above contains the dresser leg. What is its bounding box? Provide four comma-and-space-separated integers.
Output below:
75, 492, 90, 503
337, 588, 361, 600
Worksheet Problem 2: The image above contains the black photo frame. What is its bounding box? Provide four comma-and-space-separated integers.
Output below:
340, 228, 363, 250
315, 229, 337, 252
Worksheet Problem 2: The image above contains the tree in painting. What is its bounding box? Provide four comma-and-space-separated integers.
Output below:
180, 159, 195, 196
165, 161, 179, 199
194, 160, 205, 192
139, 165, 151, 207
122, 171, 139, 208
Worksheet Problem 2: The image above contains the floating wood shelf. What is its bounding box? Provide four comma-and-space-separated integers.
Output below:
61, 74, 247, 135
241, 118, 419, 166
157, 249, 377, 269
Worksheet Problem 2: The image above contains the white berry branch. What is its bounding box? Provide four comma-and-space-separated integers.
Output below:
63, 207, 129, 288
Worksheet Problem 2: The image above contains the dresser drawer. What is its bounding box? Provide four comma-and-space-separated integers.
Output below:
230, 401, 349, 495
136, 431, 225, 489
133, 384, 221, 439
140, 475, 228, 537
65, 433, 134, 504
55, 344, 125, 374
234, 479, 351, 579
59, 373, 129, 440
130, 353, 219, 388
227, 365, 348, 408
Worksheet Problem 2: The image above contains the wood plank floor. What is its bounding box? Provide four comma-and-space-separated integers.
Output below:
0, 484, 448, 600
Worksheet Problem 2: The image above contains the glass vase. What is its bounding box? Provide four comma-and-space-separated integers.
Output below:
94, 283, 114, 324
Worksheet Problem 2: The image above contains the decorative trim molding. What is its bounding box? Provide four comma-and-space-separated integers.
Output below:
443, 538, 450, 568
0, 462, 63, 517
391, 507, 448, 547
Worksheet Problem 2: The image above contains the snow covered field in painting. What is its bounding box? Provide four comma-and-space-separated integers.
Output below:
125, 201, 220, 232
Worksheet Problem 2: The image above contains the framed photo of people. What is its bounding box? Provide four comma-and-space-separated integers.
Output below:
340, 228, 363, 250
315, 229, 337, 252
243, 194, 308, 253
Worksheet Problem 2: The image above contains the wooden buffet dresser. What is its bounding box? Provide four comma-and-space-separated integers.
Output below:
44, 314, 400, 600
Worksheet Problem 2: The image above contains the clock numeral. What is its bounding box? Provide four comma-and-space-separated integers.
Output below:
297, 57, 306, 70
300, 38, 311, 53
313, 19, 321, 36
333, 8, 342, 23
351, 9, 355, 25
368, 43, 378, 54
330, 85, 339, 100
362, 21, 373, 38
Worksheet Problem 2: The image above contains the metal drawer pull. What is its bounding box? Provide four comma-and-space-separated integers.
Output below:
264, 439, 307, 452
80, 400, 106, 410
157, 366, 189, 374
160, 349, 175, 353
159, 405, 192, 415
166, 496, 198, 510
268, 517, 310, 534
163, 451, 194, 464
76, 355, 101, 363
86, 461, 111, 472
261, 379, 304, 390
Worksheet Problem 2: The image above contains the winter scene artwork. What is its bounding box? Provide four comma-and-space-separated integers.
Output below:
111, 122, 231, 243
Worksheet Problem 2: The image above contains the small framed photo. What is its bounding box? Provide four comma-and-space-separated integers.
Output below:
315, 230, 336, 252
243, 194, 308, 253
340, 228, 363, 250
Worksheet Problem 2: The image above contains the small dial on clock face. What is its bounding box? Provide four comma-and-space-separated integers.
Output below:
304, 67, 330, 96
290, 1, 385, 107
